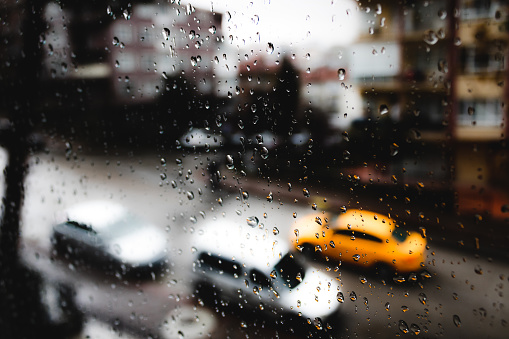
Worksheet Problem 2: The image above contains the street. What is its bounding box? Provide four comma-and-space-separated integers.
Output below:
18, 147, 509, 338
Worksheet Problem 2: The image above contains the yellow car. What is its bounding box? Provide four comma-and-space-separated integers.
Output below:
290, 209, 426, 275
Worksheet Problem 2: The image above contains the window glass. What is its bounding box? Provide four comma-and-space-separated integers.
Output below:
1, 0, 508, 338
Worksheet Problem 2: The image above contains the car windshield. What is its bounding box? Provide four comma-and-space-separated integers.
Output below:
274, 253, 305, 288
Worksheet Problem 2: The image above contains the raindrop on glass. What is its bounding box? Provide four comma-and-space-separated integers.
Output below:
349, 291, 357, 301
423, 30, 439, 45
162, 27, 170, 40
379, 104, 389, 115
410, 324, 421, 335
226, 154, 234, 169
453, 314, 461, 327
242, 191, 249, 200
246, 216, 259, 227
418, 292, 427, 305
303, 188, 310, 197
337, 68, 346, 81
399, 320, 409, 334
260, 147, 269, 160
266, 42, 274, 55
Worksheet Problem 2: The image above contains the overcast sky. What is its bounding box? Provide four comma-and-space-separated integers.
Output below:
185, 0, 361, 52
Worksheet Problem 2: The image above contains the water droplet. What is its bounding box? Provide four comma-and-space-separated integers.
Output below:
314, 317, 323, 330
312, 203, 317, 210
379, 104, 389, 115
349, 291, 357, 301
260, 147, 269, 160
359, 276, 367, 284
315, 217, 322, 225
303, 188, 310, 197
294, 229, 299, 237
337, 68, 346, 81
287, 183, 292, 192
418, 293, 427, 305
399, 320, 409, 333
270, 270, 277, 278
474, 265, 483, 275
171, 180, 177, 188
352, 254, 361, 262
363, 297, 369, 308
342, 131, 350, 141
242, 191, 249, 200
390, 143, 399, 156
190, 56, 198, 66
266, 192, 273, 202
246, 216, 259, 227
468, 106, 475, 115
410, 323, 421, 335
438, 59, 448, 73
162, 27, 170, 40
273, 227, 279, 235
226, 154, 234, 169
438, 9, 447, 19
423, 30, 439, 45
187, 191, 194, 200
453, 314, 461, 327
266, 42, 274, 54
112, 37, 120, 46
208, 25, 216, 34
337, 292, 344, 303
401, 305, 409, 312
385, 302, 390, 311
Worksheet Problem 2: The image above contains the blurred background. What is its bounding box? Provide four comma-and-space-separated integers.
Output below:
1, 0, 508, 338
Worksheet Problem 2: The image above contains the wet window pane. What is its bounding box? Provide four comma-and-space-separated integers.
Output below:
1, 0, 508, 338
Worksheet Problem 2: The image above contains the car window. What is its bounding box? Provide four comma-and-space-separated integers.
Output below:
249, 269, 272, 289
274, 253, 305, 288
333, 229, 384, 243
391, 227, 409, 242
198, 253, 241, 277
66, 221, 96, 234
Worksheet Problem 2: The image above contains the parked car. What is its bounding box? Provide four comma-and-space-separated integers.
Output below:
51, 200, 168, 279
191, 218, 343, 333
290, 209, 427, 278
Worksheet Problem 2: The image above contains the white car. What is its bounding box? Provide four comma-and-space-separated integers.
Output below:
191, 218, 342, 333
51, 200, 168, 279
